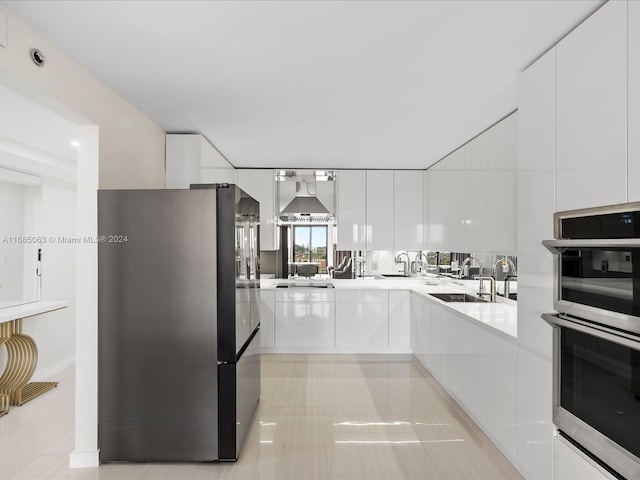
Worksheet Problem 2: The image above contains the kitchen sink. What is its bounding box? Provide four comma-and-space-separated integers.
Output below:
428, 292, 488, 303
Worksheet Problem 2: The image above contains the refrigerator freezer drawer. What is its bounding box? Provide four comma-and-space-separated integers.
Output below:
218, 328, 261, 461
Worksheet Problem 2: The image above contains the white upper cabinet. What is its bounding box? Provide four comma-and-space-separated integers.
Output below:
556, 0, 627, 211
629, 0, 640, 202
336, 170, 366, 251
462, 135, 488, 252
426, 149, 464, 252
165, 134, 235, 188
236, 169, 276, 250
486, 113, 517, 254
423, 170, 429, 250
365, 170, 394, 251
424, 113, 516, 254
394, 171, 423, 251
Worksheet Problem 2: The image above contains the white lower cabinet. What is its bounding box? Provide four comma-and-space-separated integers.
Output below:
274, 290, 336, 348
388, 291, 410, 348
260, 290, 275, 348
554, 436, 613, 480
516, 346, 553, 480
336, 290, 388, 348
411, 294, 518, 467
476, 328, 517, 459
444, 310, 479, 412
410, 293, 431, 369
428, 303, 446, 383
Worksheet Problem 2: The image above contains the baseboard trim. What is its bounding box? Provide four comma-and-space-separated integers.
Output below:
69, 450, 99, 468
32, 355, 75, 381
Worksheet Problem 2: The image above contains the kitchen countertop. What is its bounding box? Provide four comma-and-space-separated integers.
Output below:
261, 277, 518, 340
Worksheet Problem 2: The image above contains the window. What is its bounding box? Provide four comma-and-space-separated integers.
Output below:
293, 226, 327, 273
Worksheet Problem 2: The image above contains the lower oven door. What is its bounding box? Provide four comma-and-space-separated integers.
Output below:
543, 314, 640, 479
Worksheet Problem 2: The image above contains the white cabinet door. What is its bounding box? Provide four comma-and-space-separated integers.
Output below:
556, 0, 627, 211
428, 303, 446, 383
365, 170, 394, 250
425, 169, 462, 252
393, 171, 423, 251
275, 301, 336, 347
201, 168, 237, 184
237, 169, 276, 250
336, 304, 388, 348
476, 328, 517, 459
462, 169, 487, 253
410, 294, 431, 369
554, 436, 611, 480
388, 291, 410, 348
336, 170, 366, 251
444, 310, 478, 412
516, 346, 553, 480
517, 48, 556, 358
165, 134, 203, 189
423, 170, 429, 251
410, 293, 420, 356
260, 290, 275, 347
486, 112, 517, 254
629, 0, 640, 202
166, 134, 235, 188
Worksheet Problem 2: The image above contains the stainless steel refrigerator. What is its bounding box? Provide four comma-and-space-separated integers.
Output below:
97, 184, 261, 462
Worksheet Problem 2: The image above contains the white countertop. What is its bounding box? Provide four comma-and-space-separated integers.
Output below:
261, 277, 518, 340
0, 300, 69, 324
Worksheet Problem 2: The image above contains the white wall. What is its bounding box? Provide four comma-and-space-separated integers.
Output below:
24, 179, 77, 381
0, 5, 165, 189
0, 4, 166, 468
0, 182, 26, 303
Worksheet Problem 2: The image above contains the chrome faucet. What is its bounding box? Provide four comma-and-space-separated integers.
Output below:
458, 255, 483, 279
492, 257, 517, 279
477, 276, 496, 302
354, 257, 365, 278
394, 251, 410, 277
415, 251, 429, 273
504, 275, 517, 299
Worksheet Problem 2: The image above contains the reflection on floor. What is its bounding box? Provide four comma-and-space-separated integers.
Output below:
0, 354, 523, 479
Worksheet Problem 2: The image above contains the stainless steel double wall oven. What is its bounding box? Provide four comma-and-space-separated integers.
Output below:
543, 202, 640, 479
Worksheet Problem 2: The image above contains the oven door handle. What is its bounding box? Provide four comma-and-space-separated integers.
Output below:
542, 238, 640, 253
542, 313, 640, 349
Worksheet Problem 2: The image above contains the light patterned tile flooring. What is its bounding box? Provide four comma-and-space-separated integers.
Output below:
0, 354, 523, 479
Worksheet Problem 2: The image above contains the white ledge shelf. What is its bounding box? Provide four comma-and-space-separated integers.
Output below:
0, 301, 69, 324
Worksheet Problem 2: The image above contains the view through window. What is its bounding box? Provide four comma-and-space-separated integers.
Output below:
293, 226, 327, 273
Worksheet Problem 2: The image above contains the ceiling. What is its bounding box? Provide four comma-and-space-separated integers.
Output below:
3, 0, 603, 170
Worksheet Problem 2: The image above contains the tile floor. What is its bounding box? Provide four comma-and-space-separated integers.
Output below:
0, 354, 523, 479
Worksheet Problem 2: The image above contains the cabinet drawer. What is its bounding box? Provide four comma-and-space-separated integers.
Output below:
274, 302, 335, 347
336, 302, 388, 347
335, 289, 387, 303
275, 289, 336, 303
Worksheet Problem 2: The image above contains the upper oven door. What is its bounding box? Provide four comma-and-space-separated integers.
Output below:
543, 239, 640, 333
543, 202, 640, 334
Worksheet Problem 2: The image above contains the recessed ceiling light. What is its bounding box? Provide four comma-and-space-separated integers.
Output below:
70, 140, 80, 147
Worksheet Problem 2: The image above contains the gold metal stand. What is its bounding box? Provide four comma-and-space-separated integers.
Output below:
0, 318, 57, 416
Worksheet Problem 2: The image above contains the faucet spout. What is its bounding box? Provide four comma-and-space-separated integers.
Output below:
492, 257, 517, 279
459, 255, 483, 279
394, 251, 410, 277
414, 251, 430, 273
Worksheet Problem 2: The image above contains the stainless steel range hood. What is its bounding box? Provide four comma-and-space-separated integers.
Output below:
276, 171, 335, 223
281, 194, 329, 215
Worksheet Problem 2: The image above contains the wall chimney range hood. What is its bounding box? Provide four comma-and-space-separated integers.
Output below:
277, 170, 335, 223
280, 184, 329, 215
